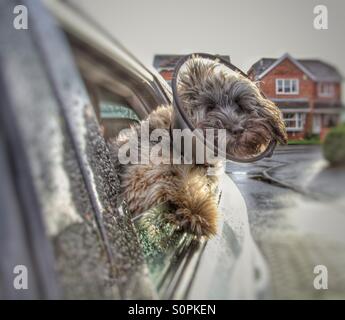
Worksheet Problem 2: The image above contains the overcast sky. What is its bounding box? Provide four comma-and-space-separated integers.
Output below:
71, 0, 345, 99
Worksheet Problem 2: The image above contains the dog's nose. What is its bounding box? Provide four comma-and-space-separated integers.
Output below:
231, 126, 244, 135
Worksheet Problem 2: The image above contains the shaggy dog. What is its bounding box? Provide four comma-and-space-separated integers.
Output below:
112, 56, 287, 238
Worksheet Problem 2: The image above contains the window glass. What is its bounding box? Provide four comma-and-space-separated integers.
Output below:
318, 83, 334, 97
100, 101, 139, 121
283, 113, 305, 131
276, 79, 299, 94
291, 80, 297, 92
96, 89, 140, 140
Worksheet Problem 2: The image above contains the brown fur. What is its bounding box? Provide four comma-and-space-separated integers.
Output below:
114, 105, 219, 238
112, 56, 287, 239
178, 57, 287, 158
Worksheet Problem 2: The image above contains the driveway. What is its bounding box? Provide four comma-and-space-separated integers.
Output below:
226, 145, 345, 299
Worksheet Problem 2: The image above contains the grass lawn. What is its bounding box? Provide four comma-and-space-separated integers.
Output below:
288, 138, 321, 145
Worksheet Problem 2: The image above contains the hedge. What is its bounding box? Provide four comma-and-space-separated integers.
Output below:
323, 123, 345, 166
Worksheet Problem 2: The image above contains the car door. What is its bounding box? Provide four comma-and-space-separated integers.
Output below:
0, 0, 166, 299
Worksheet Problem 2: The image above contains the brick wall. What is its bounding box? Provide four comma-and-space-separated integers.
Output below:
258, 58, 315, 100
159, 69, 173, 82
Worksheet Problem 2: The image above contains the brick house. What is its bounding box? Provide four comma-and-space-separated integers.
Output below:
153, 54, 230, 86
248, 53, 343, 140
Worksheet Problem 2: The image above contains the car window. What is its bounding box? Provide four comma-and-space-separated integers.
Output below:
96, 87, 140, 140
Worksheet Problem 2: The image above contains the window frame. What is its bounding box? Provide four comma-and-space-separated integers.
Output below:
283, 112, 305, 131
318, 82, 335, 98
276, 78, 299, 95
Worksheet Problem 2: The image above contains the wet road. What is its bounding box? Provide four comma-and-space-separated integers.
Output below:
226, 145, 345, 299
227, 146, 322, 235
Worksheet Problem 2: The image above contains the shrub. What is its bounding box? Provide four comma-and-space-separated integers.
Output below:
323, 123, 345, 166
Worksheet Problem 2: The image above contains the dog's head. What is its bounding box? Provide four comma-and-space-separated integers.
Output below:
177, 57, 287, 158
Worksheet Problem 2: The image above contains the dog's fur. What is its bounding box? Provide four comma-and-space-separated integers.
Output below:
178, 58, 287, 157
112, 57, 287, 238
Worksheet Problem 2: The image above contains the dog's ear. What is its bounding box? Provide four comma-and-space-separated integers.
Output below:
178, 57, 220, 106
259, 99, 288, 145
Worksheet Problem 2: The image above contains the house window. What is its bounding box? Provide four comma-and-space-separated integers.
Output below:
323, 114, 338, 128
283, 113, 305, 131
276, 79, 299, 94
318, 83, 334, 97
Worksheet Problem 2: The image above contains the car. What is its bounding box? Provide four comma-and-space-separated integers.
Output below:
0, 0, 268, 299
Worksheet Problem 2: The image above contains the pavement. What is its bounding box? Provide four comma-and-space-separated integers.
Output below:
226, 145, 345, 299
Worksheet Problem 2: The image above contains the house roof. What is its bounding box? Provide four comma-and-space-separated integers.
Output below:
299, 59, 342, 82
249, 58, 276, 77
153, 54, 231, 71
249, 53, 342, 82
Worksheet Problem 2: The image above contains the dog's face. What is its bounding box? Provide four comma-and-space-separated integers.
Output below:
178, 58, 288, 158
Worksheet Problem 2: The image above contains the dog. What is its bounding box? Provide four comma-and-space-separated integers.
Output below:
111, 56, 287, 239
